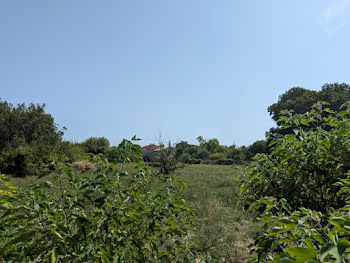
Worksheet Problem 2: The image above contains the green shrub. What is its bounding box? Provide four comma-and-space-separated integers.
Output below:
81, 137, 110, 155
55, 141, 86, 163
235, 102, 350, 212
156, 144, 180, 175
180, 153, 191, 163
247, 188, 350, 262
0, 138, 200, 262
0, 145, 36, 177
244, 140, 268, 161
195, 148, 210, 160
210, 152, 226, 160
235, 102, 350, 262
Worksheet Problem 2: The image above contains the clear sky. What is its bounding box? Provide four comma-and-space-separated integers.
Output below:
1, 1, 350, 146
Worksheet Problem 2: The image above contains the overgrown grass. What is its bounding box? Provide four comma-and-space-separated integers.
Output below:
178, 164, 258, 263
4, 164, 257, 262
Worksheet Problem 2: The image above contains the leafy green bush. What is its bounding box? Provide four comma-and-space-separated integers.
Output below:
247, 179, 350, 262
235, 102, 350, 212
210, 152, 226, 160
195, 148, 210, 160
244, 140, 268, 161
235, 102, 350, 262
0, 138, 200, 262
0, 100, 67, 177
55, 141, 86, 163
81, 137, 110, 155
180, 153, 191, 163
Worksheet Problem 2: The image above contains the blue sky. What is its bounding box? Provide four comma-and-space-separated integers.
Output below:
1, 1, 350, 146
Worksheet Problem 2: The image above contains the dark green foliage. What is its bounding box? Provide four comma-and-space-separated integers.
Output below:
268, 83, 350, 122
247, 193, 350, 262
155, 143, 180, 175
195, 148, 210, 160
197, 137, 226, 153
0, 139, 199, 262
174, 141, 192, 158
236, 102, 350, 261
226, 145, 246, 164
105, 146, 118, 162
175, 137, 264, 165
0, 100, 63, 150
81, 137, 110, 155
0, 100, 65, 176
268, 87, 318, 122
244, 140, 268, 161
189, 159, 201, 164
236, 102, 350, 212
54, 141, 86, 163
318, 83, 350, 111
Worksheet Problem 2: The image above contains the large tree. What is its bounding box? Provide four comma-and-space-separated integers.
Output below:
0, 100, 63, 151
0, 100, 64, 176
268, 87, 318, 122
268, 83, 350, 122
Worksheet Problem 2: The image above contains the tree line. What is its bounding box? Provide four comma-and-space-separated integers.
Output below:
1, 82, 350, 177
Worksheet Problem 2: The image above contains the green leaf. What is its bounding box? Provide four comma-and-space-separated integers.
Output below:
320, 243, 340, 262
285, 247, 316, 263
34, 203, 40, 211
51, 247, 56, 263
337, 239, 350, 255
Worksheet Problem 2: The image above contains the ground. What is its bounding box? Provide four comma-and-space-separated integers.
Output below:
178, 164, 257, 263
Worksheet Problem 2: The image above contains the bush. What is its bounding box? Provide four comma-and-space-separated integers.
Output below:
244, 140, 268, 161
235, 102, 350, 261
0, 100, 68, 177
0, 138, 200, 262
81, 137, 110, 155
235, 102, 350, 212
156, 144, 180, 174
0, 145, 36, 177
180, 153, 191, 163
195, 148, 210, 160
55, 141, 86, 163
210, 152, 225, 160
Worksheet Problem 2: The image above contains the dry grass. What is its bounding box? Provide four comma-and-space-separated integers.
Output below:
72, 160, 95, 171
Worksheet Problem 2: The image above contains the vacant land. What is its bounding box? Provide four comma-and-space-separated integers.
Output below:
178, 165, 256, 263
6, 164, 256, 263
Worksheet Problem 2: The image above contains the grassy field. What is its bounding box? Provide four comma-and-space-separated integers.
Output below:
5, 164, 256, 263
178, 165, 257, 263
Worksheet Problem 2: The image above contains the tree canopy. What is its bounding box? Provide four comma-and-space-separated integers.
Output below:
268, 83, 350, 122
0, 100, 63, 151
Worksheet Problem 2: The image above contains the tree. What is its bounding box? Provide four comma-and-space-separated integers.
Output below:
0, 100, 63, 151
268, 83, 350, 122
196, 136, 226, 154
318, 82, 350, 110
245, 140, 268, 160
268, 87, 318, 122
0, 100, 64, 176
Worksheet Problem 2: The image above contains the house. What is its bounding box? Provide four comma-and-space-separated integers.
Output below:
142, 144, 166, 162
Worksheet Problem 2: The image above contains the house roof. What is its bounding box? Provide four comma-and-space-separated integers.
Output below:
141, 144, 161, 152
